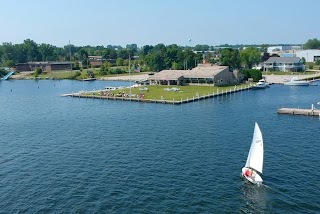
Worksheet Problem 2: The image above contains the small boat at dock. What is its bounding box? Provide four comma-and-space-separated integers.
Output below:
252, 79, 270, 90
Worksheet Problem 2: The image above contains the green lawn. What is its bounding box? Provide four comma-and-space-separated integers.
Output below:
88, 84, 251, 101
22, 69, 148, 80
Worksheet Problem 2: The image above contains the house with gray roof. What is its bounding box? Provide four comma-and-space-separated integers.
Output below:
148, 64, 243, 86
263, 57, 305, 72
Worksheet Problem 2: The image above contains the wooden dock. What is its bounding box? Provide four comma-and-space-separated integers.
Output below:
61, 85, 252, 105
277, 107, 320, 116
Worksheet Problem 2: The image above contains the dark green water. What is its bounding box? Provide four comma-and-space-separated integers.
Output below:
0, 80, 319, 213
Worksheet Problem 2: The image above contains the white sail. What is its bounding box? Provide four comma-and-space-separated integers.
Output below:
245, 122, 264, 173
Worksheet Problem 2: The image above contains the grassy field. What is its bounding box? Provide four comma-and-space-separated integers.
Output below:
17, 69, 147, 80
87, 84, 251, 101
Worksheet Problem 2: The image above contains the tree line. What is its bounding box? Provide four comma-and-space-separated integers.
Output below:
0, 38, 318, 73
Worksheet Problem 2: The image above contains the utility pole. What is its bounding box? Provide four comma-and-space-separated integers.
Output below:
69, 40, 72, 72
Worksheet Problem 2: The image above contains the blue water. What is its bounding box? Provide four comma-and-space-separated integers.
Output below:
0, 80, 320, 213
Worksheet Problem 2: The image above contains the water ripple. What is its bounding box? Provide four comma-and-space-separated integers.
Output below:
0, 81, 319, 213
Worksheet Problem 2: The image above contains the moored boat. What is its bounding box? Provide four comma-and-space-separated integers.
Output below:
252, 79, 270, 90
283, 77, 310, 86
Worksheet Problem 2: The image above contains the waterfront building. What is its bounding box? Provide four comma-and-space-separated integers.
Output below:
148, 64, 243, 86
88, 56, 104, 67
15, 62, 71, 72
263, 57, 305, 72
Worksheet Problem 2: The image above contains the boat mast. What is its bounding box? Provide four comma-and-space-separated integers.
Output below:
69, 40, 72, 72
129, 55, 131, 97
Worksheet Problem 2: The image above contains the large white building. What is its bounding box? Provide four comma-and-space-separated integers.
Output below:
295, 50, 320, 63
263, 57, 305, 72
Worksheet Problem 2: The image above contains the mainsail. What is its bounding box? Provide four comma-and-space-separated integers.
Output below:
245, 122, 264, 173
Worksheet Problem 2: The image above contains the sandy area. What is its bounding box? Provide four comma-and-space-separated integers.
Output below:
10, 71, 320, 84
263, 72, 320, 84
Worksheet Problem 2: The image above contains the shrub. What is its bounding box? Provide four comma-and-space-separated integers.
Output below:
68, 71, 81, 79
241, 69, 262, 82
34, 67, 43, 77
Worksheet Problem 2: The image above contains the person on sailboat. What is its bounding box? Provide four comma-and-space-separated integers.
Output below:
244, 169, 255, 180
245, 169, 250, 177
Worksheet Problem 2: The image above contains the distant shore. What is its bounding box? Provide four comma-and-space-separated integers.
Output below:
9, 71, 320, 84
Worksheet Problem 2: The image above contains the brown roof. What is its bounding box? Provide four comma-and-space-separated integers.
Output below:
149, 65, 228, 80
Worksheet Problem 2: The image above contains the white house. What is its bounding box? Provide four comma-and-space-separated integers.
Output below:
263, 57, 305, 72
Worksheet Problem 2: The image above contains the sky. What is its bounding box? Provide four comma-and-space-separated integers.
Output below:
0, 0, 319, 47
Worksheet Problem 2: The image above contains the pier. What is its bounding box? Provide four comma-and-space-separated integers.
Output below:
277, 105, 320, 116
62, 85, 252, 105
1, 71, 15, 80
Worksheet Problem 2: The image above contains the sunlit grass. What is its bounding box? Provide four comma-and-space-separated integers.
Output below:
87, 84, 252, 101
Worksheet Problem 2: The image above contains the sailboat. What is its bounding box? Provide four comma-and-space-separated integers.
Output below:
242, 122, 264, 185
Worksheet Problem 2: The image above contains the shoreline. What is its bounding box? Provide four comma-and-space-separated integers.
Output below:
8, 72, 320, 84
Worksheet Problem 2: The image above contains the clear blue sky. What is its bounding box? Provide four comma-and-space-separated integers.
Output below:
1, 0, 319, 47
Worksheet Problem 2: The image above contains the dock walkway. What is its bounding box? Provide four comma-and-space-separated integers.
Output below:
278, 107, 320, 116
1, 71, 15, 80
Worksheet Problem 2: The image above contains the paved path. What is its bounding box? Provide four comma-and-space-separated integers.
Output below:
264, 72, 320, 84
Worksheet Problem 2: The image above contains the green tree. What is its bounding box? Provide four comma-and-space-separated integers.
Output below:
194, 44, 209, 51
73, 61, 80, 70
78, 48, 88, 60
82, 58, 90, 69
144, 51, 165, 71
1, 42, 17, 62
304, 38, 320, 49
39, 43, 55, 61
4, 60, 15, 68
260, 52, 270, 62
241, 69, 262, 82
102, 49, 111, 59
23, 39, 41, 61
99, 61, 111, 75
164, 44, 179, 69
309, 64, 314, 69
0, 68, 7, 77
139, 45, 153, 57
220, 48, 241, 70
240, 47, 261, 69
34, 67, 42, 77
109, 49, 117, 59
116, 58, 123, 66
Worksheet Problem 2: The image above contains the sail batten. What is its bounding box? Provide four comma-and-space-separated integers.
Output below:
245, 123, 264, 173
